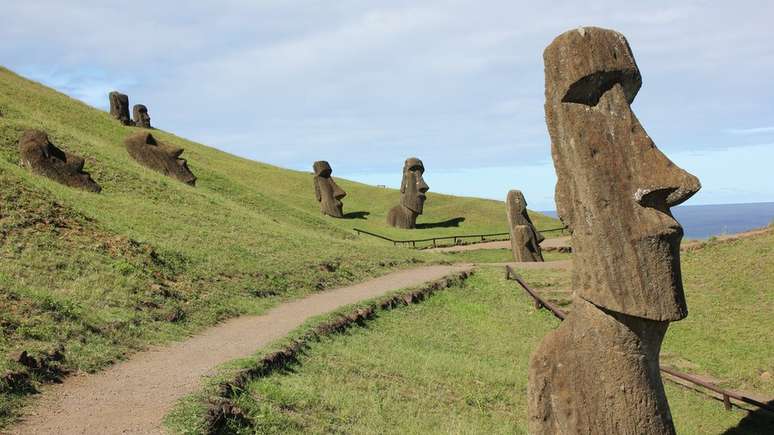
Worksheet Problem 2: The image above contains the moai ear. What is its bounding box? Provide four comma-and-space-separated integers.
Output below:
400, 175, 407, 194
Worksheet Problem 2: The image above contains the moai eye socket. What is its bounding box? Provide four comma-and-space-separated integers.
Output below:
562, 70, 642, 106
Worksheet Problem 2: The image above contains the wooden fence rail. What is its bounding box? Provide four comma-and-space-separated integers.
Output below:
503, 265, 774, 415
353, 226, 567, 249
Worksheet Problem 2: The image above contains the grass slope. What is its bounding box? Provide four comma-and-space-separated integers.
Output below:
0, 66, 558, 423
205, 233, 774, 434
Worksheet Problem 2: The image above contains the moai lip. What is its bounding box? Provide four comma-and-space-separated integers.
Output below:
109, 91, 132, 125
133, 104, 151, 128
313, 160, 346, 218
18, 130, 101, 192
124, 132, 196, 186
387, 157, 429, 229
505, 189, 544, 262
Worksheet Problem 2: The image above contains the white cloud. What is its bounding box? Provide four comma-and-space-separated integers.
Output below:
724, 126, 774, 135
1, 1, 773, 203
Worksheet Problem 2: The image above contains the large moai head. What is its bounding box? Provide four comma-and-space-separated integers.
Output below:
108, 91, 132, 125
544, 27, 700, 321
399, 157, 429, 214
18, 130, 101, 192
124, 132, 196, 186
133, 104, 151, 128
313, 160, 346, 218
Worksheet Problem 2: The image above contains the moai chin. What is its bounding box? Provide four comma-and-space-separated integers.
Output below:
124, 132, 196, 186
387, 157, 428, 229
527, 27, 700, 435
313, 160, 347, 218
133, 104, 152, 128
108, 91, 132, 125
505, 190, 544, 262
18, 130, 101, 192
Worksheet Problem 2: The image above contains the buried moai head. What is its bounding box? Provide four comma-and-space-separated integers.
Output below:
506, 190, 544, 262
400, 157, 429, 214
124, 132, 196, 185
133, 104, 151, 128
544, 27, 701, 320
313, 160, 346, 218
108, 91, 132, 125
18, 130, 101, 192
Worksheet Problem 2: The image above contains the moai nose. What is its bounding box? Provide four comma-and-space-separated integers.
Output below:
418, 178, 429, 194
333, 183, 346, 200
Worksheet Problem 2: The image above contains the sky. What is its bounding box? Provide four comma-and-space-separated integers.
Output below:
1, 0, 773, 210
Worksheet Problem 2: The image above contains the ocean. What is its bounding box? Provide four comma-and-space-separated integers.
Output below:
541, 202, 774, 240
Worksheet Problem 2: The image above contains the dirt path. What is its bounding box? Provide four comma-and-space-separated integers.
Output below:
11, 264, 472, 435
426, 236, 571, 253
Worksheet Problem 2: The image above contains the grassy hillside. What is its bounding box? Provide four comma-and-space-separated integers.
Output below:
0, 66, 559, 422
184, 232, 774, 434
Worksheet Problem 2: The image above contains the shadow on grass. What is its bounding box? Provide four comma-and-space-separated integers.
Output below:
342, 211, 370, 220
415, 217, 465, 229
722, 401, 774, 434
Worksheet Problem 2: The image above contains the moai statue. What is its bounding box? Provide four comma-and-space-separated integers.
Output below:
505, 190, 544, 262
108, 91, 132, 125
18, 130, 101, 192
528, 27, 700, 435
387, 157, 428, 229
313, 160, 347, 218
133, 104, 151, 128
124, 132, 196, 185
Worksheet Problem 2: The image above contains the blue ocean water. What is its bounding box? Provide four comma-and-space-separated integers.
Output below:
541, 202, 774, 240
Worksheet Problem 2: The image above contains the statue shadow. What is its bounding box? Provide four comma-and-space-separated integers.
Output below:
415, 217, 466, 229
342, 211, 370, 220
721, 400, 774, 434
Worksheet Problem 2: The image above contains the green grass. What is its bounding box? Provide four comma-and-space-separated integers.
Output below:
441, 248, 570, 264
199, 231, 774, 434
0, 66, 559, 424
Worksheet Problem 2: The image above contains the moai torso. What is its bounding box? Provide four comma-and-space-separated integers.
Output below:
313, 161, 346, 218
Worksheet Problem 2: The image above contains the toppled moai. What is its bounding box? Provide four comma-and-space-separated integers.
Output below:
528, 27, 700, 435
133, 104, 151, 128
387, 157, 428, 229
124, 132, 196, 185
313, 160, 347, 218
18, 130, 101, 192
108, 91, 132, 125
505, 190, 544, 262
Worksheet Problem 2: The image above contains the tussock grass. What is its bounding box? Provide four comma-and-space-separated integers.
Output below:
0, 66, 559, 424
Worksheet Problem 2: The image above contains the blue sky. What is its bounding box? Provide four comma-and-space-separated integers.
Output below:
2, 1, 773, 210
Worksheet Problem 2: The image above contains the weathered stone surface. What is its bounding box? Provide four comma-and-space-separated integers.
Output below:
545, 27, 700, 320
313, 160, 346, 218
505, 190, 544, 262
529, 298, 675, 434
124, 132, 196, 185
387, 157, 428, 229
528, 26, 701, 435
133, 104, 151, 128
108, 91, 132, 125
19, 130, 101, 192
